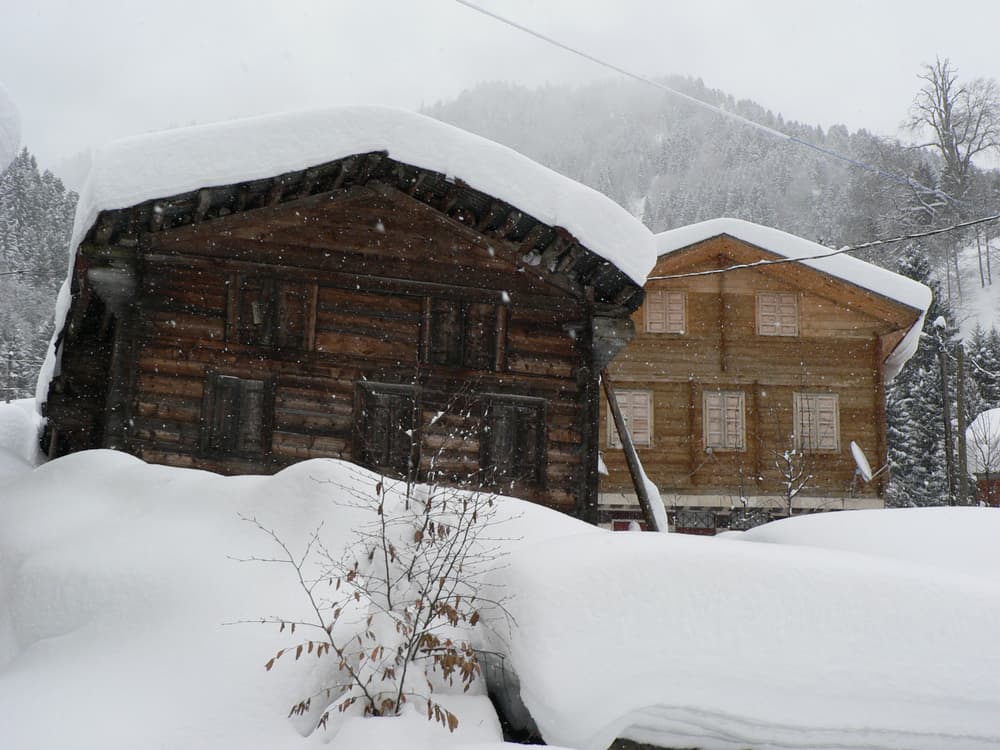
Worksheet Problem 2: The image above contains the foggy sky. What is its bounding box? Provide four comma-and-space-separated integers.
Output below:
4, 0, 1000, 174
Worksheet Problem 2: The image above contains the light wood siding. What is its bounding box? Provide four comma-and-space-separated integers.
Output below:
601, 234, 922, 504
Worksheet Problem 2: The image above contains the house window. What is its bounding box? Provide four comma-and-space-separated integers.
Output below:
757, 292, 798, 336
608, 390, 652, 448
793, 392, 839, 451
202, 374, 272, 458
481, 395, 545, 486
703, 391, 745, 451
232, 276, 314, 349
424, 298, 499, 370
356, 383, 419, 477
646, 290, 686, 333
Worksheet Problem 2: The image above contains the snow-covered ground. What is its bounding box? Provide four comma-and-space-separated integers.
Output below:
2, 438, 999, 750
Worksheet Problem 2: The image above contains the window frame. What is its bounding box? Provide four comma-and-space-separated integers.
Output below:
645, 289, 686, 334
200, 373, 275, 460
228, 274, 316, 350
756, 292, 799, 337
480, 393, 547, 488
793, 392, 840, 452
422, 297, 502, 371
354, 382, 420, 479
607, 389, 653, 448
703, 390, 745, 452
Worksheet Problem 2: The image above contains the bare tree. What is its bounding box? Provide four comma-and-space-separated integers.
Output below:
908, 58, 1000, 208
237, 469, 514, 738
906, 58, 1000, 299
966, 410, 1000, 505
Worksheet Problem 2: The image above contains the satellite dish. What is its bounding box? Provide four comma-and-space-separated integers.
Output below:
850, 441, 874, 483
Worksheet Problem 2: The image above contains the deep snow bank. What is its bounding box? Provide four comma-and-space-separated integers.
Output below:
495, 519, 1000, 750
0, 451, 567, 749
3, 453, 999, 750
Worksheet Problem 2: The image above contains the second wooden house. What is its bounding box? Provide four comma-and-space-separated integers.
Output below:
599, 218, 931, 532
38, 107, 655, 521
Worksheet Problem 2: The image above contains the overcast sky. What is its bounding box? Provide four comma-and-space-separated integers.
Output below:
4, 0, 1000, 176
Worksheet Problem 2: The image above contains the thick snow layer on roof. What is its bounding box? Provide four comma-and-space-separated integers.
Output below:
0, 82, 19, 171
5, 452, 998, 750
966, 408, 1000, 475
34, 106, 655, 407
71, 106, 654, 284
655, 218, 933, 381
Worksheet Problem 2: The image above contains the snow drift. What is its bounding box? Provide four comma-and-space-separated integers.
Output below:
2, 450, 999, 750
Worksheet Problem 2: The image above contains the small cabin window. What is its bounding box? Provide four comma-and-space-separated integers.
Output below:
793, 392, 839, 451
356, 383, 418, 478
756, 292, 799, 336
608, 390, 652, 448
424, 298, 499, 370
645, 290, 686, 334
202, 374, 272, 458
232, 276, 314, 349
703, 391, 745, 451
481, 395, 545, 486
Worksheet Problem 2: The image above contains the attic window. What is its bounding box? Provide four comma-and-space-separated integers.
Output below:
231, 276, 315, 349
201, 375, 273, 459
757, 292, 798, 336
481, 395, 545, 487
423, 298, 500, 370
645, 290, 686, 334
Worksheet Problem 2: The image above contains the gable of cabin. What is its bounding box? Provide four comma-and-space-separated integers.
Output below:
600, 233, 924, 530
42, 152, 644, 519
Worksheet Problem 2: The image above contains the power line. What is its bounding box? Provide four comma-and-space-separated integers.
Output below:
647, 213, 1000, 282
454, 0, 960, 206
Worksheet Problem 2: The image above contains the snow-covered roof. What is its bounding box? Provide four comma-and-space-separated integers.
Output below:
0, 81, 20, 171
35, 106, 656, 406
655, 218, 933, 381
71, 106, 655, 285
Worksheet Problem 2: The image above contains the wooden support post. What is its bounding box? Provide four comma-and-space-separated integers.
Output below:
601, 369, 661, 531
938, 338, 957, 504
957, 344, 969, 505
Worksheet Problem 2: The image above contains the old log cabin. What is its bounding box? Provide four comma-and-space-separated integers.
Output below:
599, 219, 931, 532
39, 107, 654, 521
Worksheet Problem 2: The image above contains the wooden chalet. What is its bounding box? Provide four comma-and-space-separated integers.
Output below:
599, 219, 931, 532
40, 108, 652, 521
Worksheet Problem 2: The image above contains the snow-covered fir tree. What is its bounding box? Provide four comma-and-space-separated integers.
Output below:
0, 147, 76, 399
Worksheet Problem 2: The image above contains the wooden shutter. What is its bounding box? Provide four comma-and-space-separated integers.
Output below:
795, 393, 839, 451
704, 391, 744, 450
646, 291, 685, 334
275, 282, 313, 350
483, 396, 544, 485
236, 279, 275, 346
757, 293, 798, 336
204, 375, 269, 457
609, 390, 651, 448
463, 303, 498, 370
427, 299, 464, 366
358, 385, 417, 477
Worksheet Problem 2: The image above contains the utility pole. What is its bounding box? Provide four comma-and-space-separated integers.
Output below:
957, 345, 969, 505
936, 329, 957, 505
